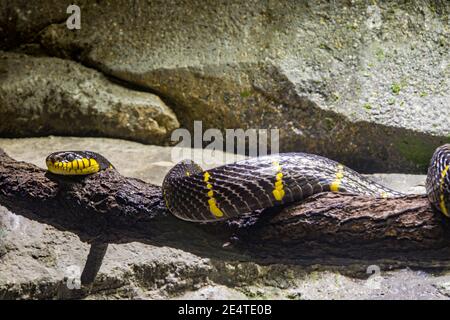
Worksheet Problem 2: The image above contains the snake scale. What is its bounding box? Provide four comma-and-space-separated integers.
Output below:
46, 144, 450, 222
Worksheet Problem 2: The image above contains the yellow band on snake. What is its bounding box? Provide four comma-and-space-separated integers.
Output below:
46, 151, 113, 176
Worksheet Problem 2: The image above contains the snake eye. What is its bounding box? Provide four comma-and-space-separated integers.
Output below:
65, 154, 75, 162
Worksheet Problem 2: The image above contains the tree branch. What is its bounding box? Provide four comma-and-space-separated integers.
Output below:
1, 148, 450, 268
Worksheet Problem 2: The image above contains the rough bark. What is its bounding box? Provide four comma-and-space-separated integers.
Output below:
1, 148, 450, 268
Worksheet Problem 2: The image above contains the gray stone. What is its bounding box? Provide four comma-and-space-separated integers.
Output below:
0, 0, 79, 49
0, 137, 447, 299
365, 173, 426, 195
22, 0, 449, 173
174, 285, 248, 300
0, 51, 179, 145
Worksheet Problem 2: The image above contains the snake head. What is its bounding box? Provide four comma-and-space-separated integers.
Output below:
46, 151, 113, 175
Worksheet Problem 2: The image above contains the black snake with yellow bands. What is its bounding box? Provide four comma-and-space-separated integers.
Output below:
46, 145, 450, 222
46, 151, 113, 175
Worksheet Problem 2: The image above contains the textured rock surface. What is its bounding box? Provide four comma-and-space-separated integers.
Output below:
1, 136, 450, 300
0, 0, 78, 49
18, 0, 448, 172
0, 51, 179, 144
1, 1, 449, 172
0, 0, 449, 299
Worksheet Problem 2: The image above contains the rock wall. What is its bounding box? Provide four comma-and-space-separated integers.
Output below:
0, 51, 179, 144
1, 0, 449, 172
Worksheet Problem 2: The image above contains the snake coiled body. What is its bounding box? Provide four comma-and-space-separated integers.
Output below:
162, 153, 403, 222
426, 144, 450, 217
46, 145, 450, 222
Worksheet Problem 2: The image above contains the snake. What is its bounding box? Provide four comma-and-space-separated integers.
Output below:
45, 144, 450, 222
